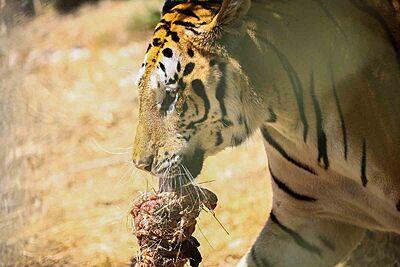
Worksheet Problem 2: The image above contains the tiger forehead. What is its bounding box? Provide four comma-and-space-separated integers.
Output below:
162, 0, 222, 15
144, 0, 221, 68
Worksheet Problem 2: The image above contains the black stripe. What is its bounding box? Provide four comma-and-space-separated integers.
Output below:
244, 119, 251, 136
173, 8, 200, 20
270, 212, 323, 256
183, 62, 195, 76
154, 24, 170, 33
166, 73, 179, 85
187, 48, 195, 57
160, 92, 176, 112
329, 63, 348, 160
238, 115, 245, 125
250, 246, 273, 267
215, 131, 223, 146
173, 20, 197, 28
187, 79, 210, 129
261, 126, 317, 175
361, 138, 368, 187
162, 0, 188, 14
183, 146, 205, 179
152, 38, 162, 47
159, 19, 170, 26
266, 107, 278, 123
221, 118, 233, 128
162, 48, 173, 58
270, 166, 317, 202
178, 78, 186, 91
310, 71, 329, 169
396, 200, 400, 212
181, 100, 189, 117
193, 0, 223, 11
318, 235, 336, 251
215, 62, 234, 129
349, 0, 400, 67
231, 135, 245, 146
260, 37, 309, 142
215, 63, 228, 117
185, 27, 200, 35
312, 0, 347, 39
168, 31, 180, 42
159, 62, 166, 73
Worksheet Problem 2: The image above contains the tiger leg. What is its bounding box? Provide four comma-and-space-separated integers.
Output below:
344, 231, 400, 266
237, 197, 365, 267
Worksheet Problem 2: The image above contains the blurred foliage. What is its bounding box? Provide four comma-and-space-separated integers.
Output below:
52, 0, 100, 14
125, 1, 162, 33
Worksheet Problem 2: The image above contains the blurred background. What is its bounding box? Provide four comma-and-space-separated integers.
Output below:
0, 1, 270, 266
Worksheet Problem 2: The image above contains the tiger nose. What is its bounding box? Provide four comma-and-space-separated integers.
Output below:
133, 155, 154, 172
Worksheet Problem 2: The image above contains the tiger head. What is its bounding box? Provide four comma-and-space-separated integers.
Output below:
133, 0, 260, 190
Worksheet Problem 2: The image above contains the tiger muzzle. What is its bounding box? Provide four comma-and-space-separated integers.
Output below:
158, 148, 206, 192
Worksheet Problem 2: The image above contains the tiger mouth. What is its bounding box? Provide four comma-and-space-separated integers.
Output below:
154, 148, 205, 192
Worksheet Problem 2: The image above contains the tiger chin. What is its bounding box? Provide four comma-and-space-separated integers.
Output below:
132, 0, 400, 266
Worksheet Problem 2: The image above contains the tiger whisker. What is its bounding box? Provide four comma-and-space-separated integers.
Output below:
180, 165, 205, 213
180, 164, 229, 236
197, 222, 214, 250
181, 165, 207, 202
111, 163, 135, 194
90, 138, 132, 155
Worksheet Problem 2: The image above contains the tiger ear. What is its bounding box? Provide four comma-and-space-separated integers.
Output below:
190, 0, 251, 39
185, 0, 251, 50
214, 0, 251, 27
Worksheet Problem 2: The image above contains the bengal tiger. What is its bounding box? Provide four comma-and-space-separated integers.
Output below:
132, 0, 400, 266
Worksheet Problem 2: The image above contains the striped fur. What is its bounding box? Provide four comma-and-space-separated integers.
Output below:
133, 0, 400, 265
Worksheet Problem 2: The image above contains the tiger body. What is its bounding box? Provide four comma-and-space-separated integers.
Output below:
133, 0, 400, 266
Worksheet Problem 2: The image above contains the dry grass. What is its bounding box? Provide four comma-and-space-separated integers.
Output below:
0, 1, 270, 266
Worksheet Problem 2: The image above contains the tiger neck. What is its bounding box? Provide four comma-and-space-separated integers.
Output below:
224, 32, 299, 135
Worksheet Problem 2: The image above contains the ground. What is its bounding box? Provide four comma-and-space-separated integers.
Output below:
0, 1, 270, 266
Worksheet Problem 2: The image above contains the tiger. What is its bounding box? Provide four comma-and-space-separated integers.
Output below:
132, 0, 400, 266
